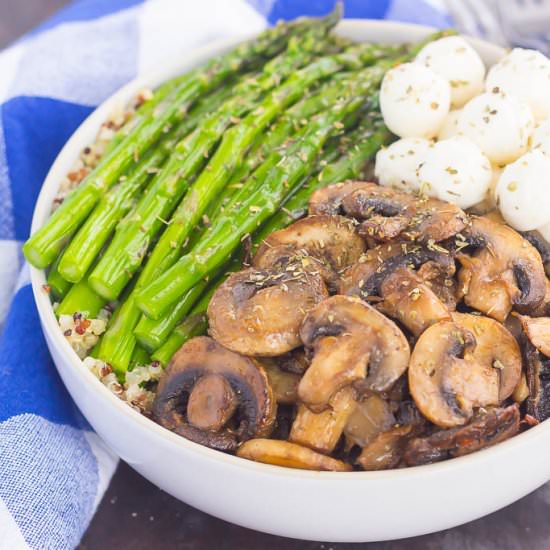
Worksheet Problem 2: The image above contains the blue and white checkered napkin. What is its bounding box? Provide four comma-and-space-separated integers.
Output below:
0, 1, 451, 548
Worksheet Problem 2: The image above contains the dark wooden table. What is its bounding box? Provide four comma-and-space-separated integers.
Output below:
3, 3, 550, 549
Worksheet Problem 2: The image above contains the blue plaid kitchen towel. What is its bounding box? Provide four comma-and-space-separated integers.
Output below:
0, 1, 451, 548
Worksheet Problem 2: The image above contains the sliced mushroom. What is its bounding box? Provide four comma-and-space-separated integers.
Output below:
457, 216, 546, 321
253, 215, 365, 291
290, 387, 356, 454
408, 314, 521, 428
515, 313, 550, 356
237, 439, 352, 471
309, 181, 467, 243
343, 393, 396, 449
153, 336, 276, 451
339, 242, 455, 301
417, 260, 458, 310
261, 359, 301, 404
208, 264, 328, 356
377, 267, 451, 337
521, 229, 550, 265
520, 336, 550, 422
356, 425, 412, 471
403, 405, 520, 466
298, 295, 410, 411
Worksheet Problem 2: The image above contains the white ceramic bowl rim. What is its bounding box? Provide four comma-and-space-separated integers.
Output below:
28, 19, 547, 482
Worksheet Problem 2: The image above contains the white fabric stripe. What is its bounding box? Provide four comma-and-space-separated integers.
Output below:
6, 7, 141, 106
0, 44, 24, 105
0, 240, 22, 329
0, 498, 30, 550
137, 0, 267, 76
83, 432, 119, 511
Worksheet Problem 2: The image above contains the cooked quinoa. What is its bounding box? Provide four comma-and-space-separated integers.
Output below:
82, 357, 162, 414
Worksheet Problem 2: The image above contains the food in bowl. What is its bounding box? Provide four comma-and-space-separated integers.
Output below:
23, 8, 550, 473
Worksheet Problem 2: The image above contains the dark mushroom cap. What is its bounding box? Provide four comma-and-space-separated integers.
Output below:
404, 404, 520, 466
208, 265, 328, 356
339, 242, 455, 300
253, 215, 365, 291
309, 181, 467, 243
408, 314, 522, 428
298, 295, 410, 411
152, 336, 276, 451
518, 332, 550, 422
457, 216, 546, 321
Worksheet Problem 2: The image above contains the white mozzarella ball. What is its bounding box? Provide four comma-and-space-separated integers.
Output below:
496, 149, 550, 231
415, 36, 485, 108
438, 109, 461, 140
486, 48, 550, 121
417, 137, 492, 209
531, 119, 550, 155
456, 90, 534, 164
380, 63, 451, 139
374, 137, 432, 191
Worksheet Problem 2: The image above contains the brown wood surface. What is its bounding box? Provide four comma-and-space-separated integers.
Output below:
3, 2, 550, 548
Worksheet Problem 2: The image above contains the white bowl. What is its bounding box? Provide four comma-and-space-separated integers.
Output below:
29, 20, 550, 543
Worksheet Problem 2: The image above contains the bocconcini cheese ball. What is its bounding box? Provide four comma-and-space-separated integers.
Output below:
416, 137, 492, 209
456, 90, 534, 165
531, 119, 550, 156
380, 62, 451, 139
374, 137, 432, 191
496, 149, 550, 231
437, 109, 461, 140
486, 48, 550, 121
415, 36, 485, 108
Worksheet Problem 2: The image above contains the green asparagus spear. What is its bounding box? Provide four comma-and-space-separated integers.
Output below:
255, 115, 391, 239
151, 312, 208, 366
23, 18, 302, 269
46, 256, 72, 301
133, 280, 208, 351
56, 85, 235, 282
56, 277, 107, 320
136, 68, 383, 318
129, 345, 152, 370
89, 25, 340, 302
150, 275, 221, 364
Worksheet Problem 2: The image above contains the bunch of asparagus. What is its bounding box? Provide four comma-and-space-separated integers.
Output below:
24, 7, 441, 377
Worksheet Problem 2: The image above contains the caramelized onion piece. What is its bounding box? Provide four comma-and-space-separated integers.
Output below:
237, 439, 352, 471
457, 216, 546, 321
153, 336, 276, 451
404, 405, 520, 466
344, 394, 396, 449
298, 295, 410, 411
208, 265, 327, 356
261, 359, 301, 404
409, 314, 521, 428
253, 215, 365, 291
290, 387, 356, 454
378, 267, 451, 337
